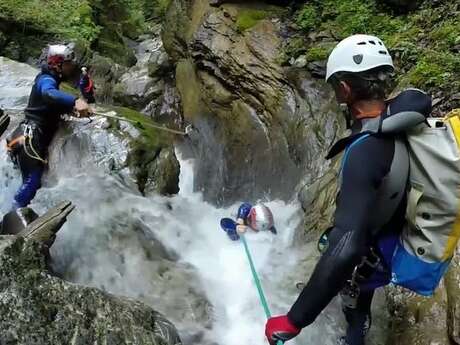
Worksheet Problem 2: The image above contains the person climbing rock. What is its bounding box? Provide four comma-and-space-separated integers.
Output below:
6, 43, 91, 210
0, 108, 10, 138
220, 203, 277, 241
79, 66, 95, 104
265, 34, 432, 345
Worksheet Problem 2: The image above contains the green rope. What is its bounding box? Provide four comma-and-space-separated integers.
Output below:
92, 112, 188, 136
240, 235, 283, 345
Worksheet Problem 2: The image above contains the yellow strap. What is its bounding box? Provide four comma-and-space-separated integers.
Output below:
448, 112, 460, 147
443, 108, 460, 121
443, 112, 460, 259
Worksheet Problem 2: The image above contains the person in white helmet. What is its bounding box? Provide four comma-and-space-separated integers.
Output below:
79, 66, 95, 104
265, 35, 432, 345
220, 202, 277, 241
6, 43, 90, 210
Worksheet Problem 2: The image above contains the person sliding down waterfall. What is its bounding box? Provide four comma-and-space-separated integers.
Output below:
220, 203, 277, 241
6, 43, 91, 210
265, 35, 432, 345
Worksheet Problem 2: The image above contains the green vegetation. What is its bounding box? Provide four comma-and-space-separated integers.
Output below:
0, 0, 172, 64
295, 5, 320, 33
406, 52, 460, 89
0, 0, 100, 42
306, 45, 334, 62
295, 1, 404, 38
293, 1, 460, 92
236, 9, 270, 32
235, 6, 287, 33
144, 0, 173, 19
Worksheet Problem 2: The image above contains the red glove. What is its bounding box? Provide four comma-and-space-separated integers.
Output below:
265, 315, 301, 345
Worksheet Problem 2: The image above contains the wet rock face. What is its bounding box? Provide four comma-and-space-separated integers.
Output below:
113, 29, 172, 112
0, 236, 182, 345
164, 0, 342, 205
47, 110, 180, 197
0, 57, 37, 109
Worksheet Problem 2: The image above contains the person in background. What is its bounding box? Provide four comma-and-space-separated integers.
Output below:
79, 66, 95, 104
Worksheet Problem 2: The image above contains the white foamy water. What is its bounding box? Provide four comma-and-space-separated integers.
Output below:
0, 135, 346, 345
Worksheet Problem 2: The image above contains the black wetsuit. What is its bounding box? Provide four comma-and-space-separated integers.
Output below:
7, 66, 76, 209
287, 89, 432, 345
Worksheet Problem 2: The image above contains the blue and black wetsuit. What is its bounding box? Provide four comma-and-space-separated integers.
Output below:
7, 66, 76, 209
287, 90, 432, 345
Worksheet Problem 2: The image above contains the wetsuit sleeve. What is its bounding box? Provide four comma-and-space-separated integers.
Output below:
237, 203, 252, 220
287, 136, 394, 329
381, 89, 432, 134
392, 89, 432, 117
38, 75, 77, 111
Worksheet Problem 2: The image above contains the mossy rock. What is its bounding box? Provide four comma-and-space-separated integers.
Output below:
306, 44, 335, 62
95, 28, 137, 67
235, 5, 287, 33
111, 106, 172, 147
236, 9, 270, 32
109, 106, 179, 195
145, 0, 173, 20
88, 54, 128, 102
0, 236, 182, 345
144, 147, 180, 196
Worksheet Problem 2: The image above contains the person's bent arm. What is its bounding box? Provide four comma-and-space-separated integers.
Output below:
287, 136, 394, 328
38, 75, 76, 112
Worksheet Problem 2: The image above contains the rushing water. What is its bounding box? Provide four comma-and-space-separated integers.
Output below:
0, 57, 390, 345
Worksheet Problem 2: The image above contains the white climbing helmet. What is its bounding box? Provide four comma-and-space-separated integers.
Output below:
248, 204, 276, 233
47, 43, 76, 66
325, 34, 394, 82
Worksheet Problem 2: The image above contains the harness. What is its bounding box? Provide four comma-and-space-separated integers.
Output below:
6, 123, 48, 164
